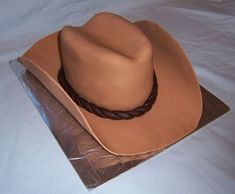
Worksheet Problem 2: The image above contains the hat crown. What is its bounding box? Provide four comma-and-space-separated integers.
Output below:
60, 12, 154, 110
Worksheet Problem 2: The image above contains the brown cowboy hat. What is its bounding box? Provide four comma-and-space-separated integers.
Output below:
19, 12, 202, 155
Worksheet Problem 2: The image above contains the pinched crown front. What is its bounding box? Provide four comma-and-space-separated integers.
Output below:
59, 12, 154, 111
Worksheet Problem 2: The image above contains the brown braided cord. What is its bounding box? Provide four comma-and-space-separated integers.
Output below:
58, 68, 158, 120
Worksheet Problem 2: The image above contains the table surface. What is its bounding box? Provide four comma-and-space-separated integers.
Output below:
0, 1, 235, 194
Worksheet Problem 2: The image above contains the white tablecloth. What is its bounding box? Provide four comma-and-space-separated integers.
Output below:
0, 0, 235, 193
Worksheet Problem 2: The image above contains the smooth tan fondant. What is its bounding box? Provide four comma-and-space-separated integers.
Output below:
19, 12, 202, 155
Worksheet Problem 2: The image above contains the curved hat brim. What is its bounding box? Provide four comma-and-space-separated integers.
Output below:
19, 20, 202, 155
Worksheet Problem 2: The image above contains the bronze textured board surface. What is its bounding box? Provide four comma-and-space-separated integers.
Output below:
10, 60, 230, 189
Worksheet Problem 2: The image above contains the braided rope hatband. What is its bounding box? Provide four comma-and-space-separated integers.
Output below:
58, 68, 158, 120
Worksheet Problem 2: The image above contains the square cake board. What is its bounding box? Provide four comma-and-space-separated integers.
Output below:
10, 59, 230, 189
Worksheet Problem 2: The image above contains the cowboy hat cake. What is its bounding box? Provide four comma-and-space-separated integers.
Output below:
18, 12, 203, 155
